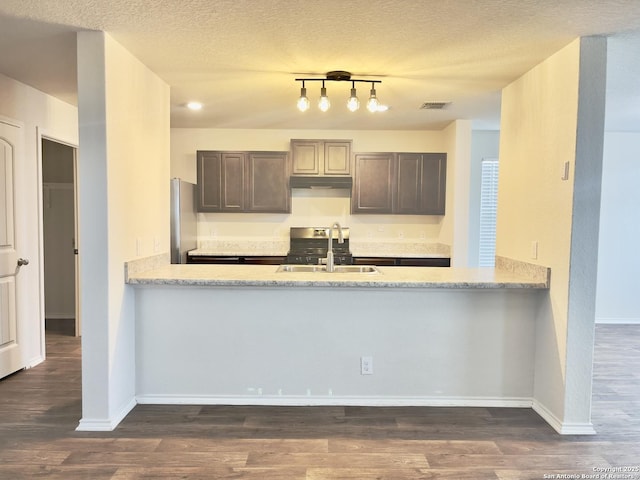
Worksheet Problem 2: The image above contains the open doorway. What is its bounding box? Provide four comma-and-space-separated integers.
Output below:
41, 138, 78, 337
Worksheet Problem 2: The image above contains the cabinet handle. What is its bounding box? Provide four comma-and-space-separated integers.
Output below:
17, 258, 30, 267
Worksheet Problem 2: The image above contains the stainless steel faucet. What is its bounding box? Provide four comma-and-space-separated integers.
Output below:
325, 222, 344, 272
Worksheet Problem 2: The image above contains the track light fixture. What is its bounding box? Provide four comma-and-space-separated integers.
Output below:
296, 71, 384, 113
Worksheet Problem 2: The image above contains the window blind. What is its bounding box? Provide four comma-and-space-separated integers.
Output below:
479, 158, 499, 267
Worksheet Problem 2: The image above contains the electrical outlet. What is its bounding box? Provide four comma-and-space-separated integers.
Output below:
361, 356, 373, 375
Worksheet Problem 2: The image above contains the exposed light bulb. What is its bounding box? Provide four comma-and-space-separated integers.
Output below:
346, 85, 360, 112
318, 85, 330, 112
366, 86, 379, 113
297, 86, 310, 112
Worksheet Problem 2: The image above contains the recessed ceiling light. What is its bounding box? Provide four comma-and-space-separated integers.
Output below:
186, 101, 203, 111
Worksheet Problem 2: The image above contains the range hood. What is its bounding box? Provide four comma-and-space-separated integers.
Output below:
289, 176, 353, 189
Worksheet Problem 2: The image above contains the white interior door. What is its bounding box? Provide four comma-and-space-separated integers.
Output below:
0, 120, 26, 379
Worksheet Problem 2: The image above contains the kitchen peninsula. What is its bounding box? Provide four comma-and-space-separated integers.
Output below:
126, 256, 549, 410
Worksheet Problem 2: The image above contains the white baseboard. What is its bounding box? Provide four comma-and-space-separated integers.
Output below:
136, 394, 533, 408
532, 400, 596, 435
26, 355, 45, 369
596, 317, 640, 325
76, 398, 137, 431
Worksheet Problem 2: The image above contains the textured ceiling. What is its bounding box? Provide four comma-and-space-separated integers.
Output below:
0, 0, 639, 131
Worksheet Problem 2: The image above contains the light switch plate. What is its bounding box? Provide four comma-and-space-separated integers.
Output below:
561, 161, 570, 181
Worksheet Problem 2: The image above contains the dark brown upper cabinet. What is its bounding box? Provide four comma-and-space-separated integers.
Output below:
247, 152, 290, 213
197, 151, 247, 212
352, 152, 446, 215
291, 139, 352, 176
351, 153, 395, 214
197, 150, 290, 213
397, 153, 447, 215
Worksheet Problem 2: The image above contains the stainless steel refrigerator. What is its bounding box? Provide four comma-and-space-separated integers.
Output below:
170, 178, 197, 264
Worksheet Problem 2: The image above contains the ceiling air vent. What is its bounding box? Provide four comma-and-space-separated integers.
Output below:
420, 102, 450, 110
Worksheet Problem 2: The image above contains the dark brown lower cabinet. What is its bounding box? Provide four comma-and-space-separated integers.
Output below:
353, 257, 450, 267
187, 255, 286, 265
242, 256, 287, 265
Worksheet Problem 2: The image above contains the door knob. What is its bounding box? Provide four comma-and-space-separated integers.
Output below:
17, 258, 29, 267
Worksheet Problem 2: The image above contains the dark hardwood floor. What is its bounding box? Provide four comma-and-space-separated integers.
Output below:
0, 323, 638, 479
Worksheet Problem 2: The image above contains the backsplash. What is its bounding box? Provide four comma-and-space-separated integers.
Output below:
197, 189, 447, 248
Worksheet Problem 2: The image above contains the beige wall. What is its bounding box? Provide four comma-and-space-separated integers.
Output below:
77, 31, 170, 430
497, 37, 606, 432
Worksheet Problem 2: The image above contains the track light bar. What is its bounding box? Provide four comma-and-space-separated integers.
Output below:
295, 71, 384, 113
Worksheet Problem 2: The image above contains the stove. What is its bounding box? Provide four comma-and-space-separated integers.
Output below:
285, 227, 353, 265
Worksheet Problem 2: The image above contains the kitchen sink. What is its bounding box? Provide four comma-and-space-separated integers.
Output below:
276, 264, 380, 274
277, 265, 325, 273
333, 265, 379, 273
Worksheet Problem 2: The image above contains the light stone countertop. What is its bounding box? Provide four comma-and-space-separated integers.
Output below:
125, 263, 549, 289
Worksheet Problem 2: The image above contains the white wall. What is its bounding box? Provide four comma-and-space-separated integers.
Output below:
136, 286, 540, 406
497, 37, 606, 433
0, 72, 78, 367
171, 125, 471, 250
468, 131, 500, 267
596, 132, 640, 324
76, 32, 170, 430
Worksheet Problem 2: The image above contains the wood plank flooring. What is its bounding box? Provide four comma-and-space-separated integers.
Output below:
0, 323, 639, 479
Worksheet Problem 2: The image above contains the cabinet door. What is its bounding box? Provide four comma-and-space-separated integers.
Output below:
398, 257, 450, 267
197, 151, 222, 211
291, 140, 320, 175
420, 153, 447, 215
396, 153, 421, 214
352, 153, 394, 214
247, 152, 290, 213
221, 152, 245, 211
291, 139, 352, 176
324, 141, 351, 175
353, 257, 398, 266
242, 256, 287, 265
